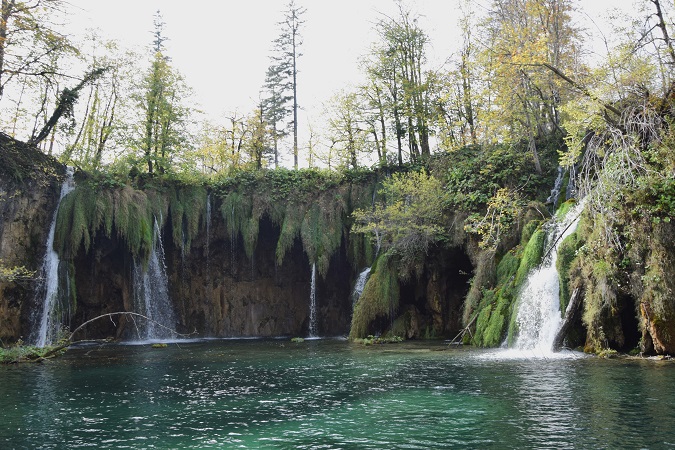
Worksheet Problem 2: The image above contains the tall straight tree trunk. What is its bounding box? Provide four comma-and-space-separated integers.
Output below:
0, 0, 14, 98
292, 27, 298, 169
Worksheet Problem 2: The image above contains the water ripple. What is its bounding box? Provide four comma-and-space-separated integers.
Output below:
0, 341, 673, 449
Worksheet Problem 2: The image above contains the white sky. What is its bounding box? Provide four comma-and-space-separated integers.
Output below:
63, 0, 637, 163
66, 1, 461, 118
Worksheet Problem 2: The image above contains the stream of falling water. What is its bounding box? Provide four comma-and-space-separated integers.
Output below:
32, 167, 76, 347
206, 193, 211, 279
352, 267, 371, 306
308, 263, 318, 338
131, 218, 176, 341
511, 201, 585, 355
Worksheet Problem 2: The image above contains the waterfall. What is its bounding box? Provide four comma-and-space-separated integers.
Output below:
308, 263, 318, 337
131, 218, 176, 341
512, 201, 584, 354
352, 267, 371, 306
206, 193, 211, 277
546, 166, 565, 209
230, 204, 235, 276
31, 167, 76, 347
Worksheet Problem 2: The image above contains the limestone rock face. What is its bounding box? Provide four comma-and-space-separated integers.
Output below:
164, 216, 354, 338
66, 214, 354, 340
0, 133, 62, 342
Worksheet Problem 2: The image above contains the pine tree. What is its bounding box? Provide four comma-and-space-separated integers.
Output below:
265, 1, 305, 169
135, 11, 192, 175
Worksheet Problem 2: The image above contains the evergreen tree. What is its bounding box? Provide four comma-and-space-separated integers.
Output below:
263, 62, 292, 168
135, 11, 192, 175
266, 0, 305, 169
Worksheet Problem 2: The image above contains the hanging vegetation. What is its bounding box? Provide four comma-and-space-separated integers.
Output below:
54, 184, 167, 261
349, 253, 400, 339
168, 184, 207, 254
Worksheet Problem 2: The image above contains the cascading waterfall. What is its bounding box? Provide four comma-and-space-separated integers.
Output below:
308, 263, 318, 337
352, 267, 371, 306
230, 204, 235, 276
131, 218, 176, 341
546, 167, 565, 209
206, 193, 211, 277
31, 167, 76, 347
512, 201, 585, 354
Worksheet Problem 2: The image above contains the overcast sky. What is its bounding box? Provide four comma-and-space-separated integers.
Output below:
66, 1, 462, 119
64, 0, 636, 162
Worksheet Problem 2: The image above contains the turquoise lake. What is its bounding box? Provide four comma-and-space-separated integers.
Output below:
1, 339, 674, 449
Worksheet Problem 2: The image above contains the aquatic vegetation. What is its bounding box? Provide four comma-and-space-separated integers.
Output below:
0, 340, 67, 364
352, 334, 403, 345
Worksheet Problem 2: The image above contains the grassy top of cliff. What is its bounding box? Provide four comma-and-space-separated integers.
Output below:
0, 132, 64, 184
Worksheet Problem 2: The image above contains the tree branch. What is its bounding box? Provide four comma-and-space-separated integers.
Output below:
39, 312, 195, 359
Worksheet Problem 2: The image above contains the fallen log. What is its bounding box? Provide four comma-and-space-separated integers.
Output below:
553, 288, 581, 351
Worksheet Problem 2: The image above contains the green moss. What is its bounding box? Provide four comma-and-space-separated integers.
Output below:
473, 290, 496, 346
0, 342, 67, 363
555, 199, 576, 220
348, 233, 376, 271
388, 310, 411, 338
496, 251, 519, 286
515, 228, 545, 288
353, 335, 403, 345
473, 273, 519, 347
349, 254, 400, 339
520, 219, 541, 247
486, 291, 515, 346
556, 230, 582, 312
462, 252, 496, 325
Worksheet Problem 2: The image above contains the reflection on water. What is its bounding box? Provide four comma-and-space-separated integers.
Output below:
1, 341, 674, 449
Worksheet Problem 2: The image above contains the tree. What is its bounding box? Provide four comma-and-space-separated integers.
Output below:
262, 62, 292, 168
61, 35, 135, 171
363, 45, 404, 165
478, 0, 581, 173
359, 72, 389, 165
437, 0, 480, 149
246, 100, 272, 170
133, 11, 192, 175
364, 3, 436, 165
0, 0, 80, 146
324, 89, 369, 169
352, 169, 447, 275
28, 66, 107, 147
267, 0, 305, 169
0, 0, 72, 100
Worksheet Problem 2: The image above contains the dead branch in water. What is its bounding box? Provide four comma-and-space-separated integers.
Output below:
40, 312, 195, 359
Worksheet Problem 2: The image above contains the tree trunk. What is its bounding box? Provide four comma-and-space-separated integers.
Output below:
0, 0, 15, 98
552, 288, 581, 351
292, 28, 298, 169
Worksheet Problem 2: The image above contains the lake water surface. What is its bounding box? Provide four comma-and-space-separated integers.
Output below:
1, 339, 674, 449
